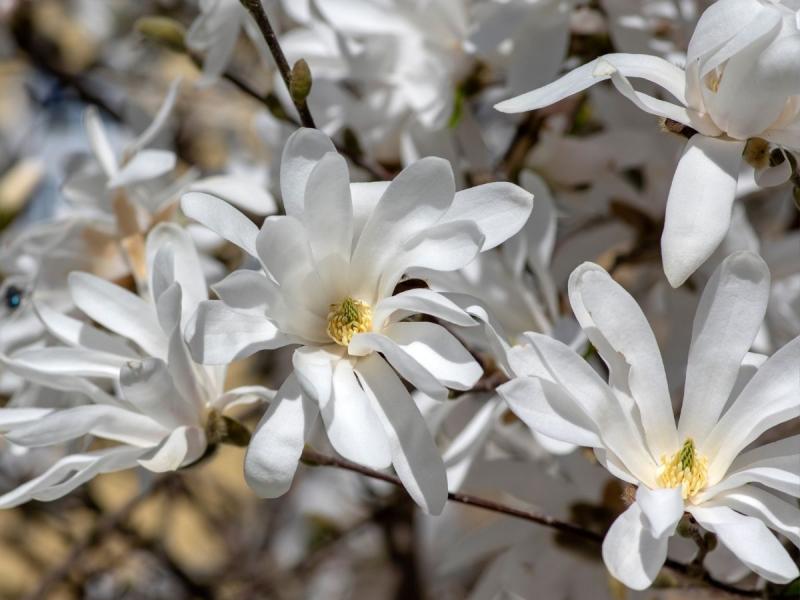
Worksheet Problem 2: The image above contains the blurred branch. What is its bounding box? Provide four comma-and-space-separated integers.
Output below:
23, 477, 173, 600
238, 0, 315, 129
300, 447, 761, 598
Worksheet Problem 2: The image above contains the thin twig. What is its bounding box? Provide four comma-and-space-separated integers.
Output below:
238, 0, 315, 128
300, 447, 762, 598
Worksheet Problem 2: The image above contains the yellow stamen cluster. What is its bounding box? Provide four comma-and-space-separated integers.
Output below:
327, 297, 372, 346
657, 439, 708, 500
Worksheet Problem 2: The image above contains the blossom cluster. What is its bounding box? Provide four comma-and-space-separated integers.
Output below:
0, 0, 797, 597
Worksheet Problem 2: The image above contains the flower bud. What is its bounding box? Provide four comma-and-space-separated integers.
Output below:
290, 59, 313, 104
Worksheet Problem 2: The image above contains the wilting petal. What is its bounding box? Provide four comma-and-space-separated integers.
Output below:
661, 136, 746, 287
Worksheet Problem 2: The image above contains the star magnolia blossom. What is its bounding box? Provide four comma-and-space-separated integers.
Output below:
0, 224, 264, 507
497, 251, 800, 589
496, 0, 800, 287
181, 128, 533, 514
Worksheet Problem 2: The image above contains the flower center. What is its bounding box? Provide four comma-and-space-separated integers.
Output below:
657, 439, 708, 500
326, 297, 372, 346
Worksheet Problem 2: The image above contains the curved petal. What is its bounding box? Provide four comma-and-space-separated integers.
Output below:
350, 157, 455, 301
601, 501, 670, 591
441, 182, 533, 251
107, 149, 176, 188
497, 376, 601, 448
705, 486, 800, 548
322, 358, 392, 469
568, 263, 677, 461
703, 337, 800, 482
679, 252, 770, 444
279, 128, 337, 218
69, 272, 165, 358
689, 505, 799, 584
120, 357, 199, 429
373, 288, 477, 329
188, 175, 277, 216
661, 136, 746, 287
138, 425, 207, 472
181, 192, 259, 257
636, 485, 684, 539
186, 300, 294, 364
4, 405, 166, 448
355, 354, 448, 515
495, 53, 689, 113
509, 333, 656, 484
244, 374, 319, 498
0, 447, 146, 508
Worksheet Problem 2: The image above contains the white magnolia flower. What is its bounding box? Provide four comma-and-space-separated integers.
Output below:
498, 251, 800, 589
0, 224, 264, 507
182, 127, 533, 513
497, 0, 800, 287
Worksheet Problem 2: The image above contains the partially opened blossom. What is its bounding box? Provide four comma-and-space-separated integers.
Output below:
0, 224, 265, 507
182, 127, 533, 513
496, 0, 800, 286
498, 251, 800, 589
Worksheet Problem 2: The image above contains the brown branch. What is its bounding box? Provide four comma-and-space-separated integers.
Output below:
300, 447, 762, 598
238, 0, 315, 129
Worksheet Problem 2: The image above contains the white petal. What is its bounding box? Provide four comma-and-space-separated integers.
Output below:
602, 501, 670, 590
211, 269, 274, 310
352, 321, 482, 396
350, 157, 455, 301
379, 220, 485, 299
138, 425, 207, 472
495, 53, 689, 113
443, 397, 504, 492
511, 332, 656, 484
636, 485, 684, 539
355, 354, 448, 515
303, 152, 353, 269
568, 263, 677, 460
69, 272, 166, 358
188, 175, 277, 216
186, 300, 293, 364
706, 486, 800, 548
34, 300, 137, 358
661, 136, 746, 287
441, 183, 533, 251
373, 288, 477, 329
181, 192, 259, 257
0, 408, 54, 430
84, 106, 118, 177
679, 252, 770, 444
0, 447, 145, 508
702, 435, 800, 499
279, 128, 337, 218
120, 357, 198, 429
323, 358, 392, 469
107, 150, 176, 188
497, 376, 601, 448
689, 505, 799, 584
703, 337, 800, 481
244, 374, 319, 498
5, 405, 166, 448
128, 78, 182, 155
